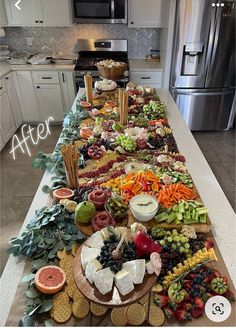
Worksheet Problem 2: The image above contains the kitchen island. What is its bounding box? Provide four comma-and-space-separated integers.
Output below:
0, 88, 235, 326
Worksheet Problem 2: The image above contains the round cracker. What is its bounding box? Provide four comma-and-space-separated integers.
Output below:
149, 305, 165, 327
73, 288, 85, 301
72, 298, 90, 319
53, 292, 69, 304
143, 302, 149, 320
111, 307, 127, 327
65, 282, 77, 299
71, 244, 79, 257
57, 248, 70, 260
53, 303, 72, 324
126, 303, 145, 326
139, 293, 149, 305
90, 302, 108, 316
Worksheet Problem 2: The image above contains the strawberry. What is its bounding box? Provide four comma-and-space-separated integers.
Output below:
180, 302, 193, 311
154, 294, 170, 307
163, 306, 174, 319
204, 238, 214, 249
194, 297, 205, 310
189, 273, 196, 279
223, 290, 235, 302
203, 276, 210, 283
222, 276, 228, 284
209, 269, 221, 281
175, 309, 192, 321
184, 293, 191, 302
184, 281, 192, 290
191, 308, 204, 318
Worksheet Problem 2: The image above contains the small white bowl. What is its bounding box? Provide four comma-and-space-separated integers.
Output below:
130, 194, 159, 222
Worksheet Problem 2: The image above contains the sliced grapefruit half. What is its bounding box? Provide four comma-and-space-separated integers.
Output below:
80, 101, 91, 108
53, 188, 74, 202
35, 266, 66, 294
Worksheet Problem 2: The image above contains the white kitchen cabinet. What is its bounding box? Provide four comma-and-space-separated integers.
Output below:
34, 84, 64, 122
128, 0, 164, 28
0, 0, 8, 26
59, 72, 75, 112
0, 91, 16, 144
130, 71, 163, 88
4, 0, 38, 26
4, 72, 23, 129
39, 0, 72, 26
4, 0, 72, 26
15, 71, 39, 121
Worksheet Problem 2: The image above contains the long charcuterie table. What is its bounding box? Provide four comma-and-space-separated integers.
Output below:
1, 86, 236, 327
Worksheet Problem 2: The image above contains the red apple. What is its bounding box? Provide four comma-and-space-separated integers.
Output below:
133, 231, 162, 257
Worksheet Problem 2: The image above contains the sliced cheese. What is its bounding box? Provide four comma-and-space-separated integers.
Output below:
100, 226, 116, 240
111, 286, 121, 304
81, 246, 100, 270
115, 269, 134, 296
146, 261, 155, 274
92, 267, 114, 295
85, 259, 102, 284
122, 259, 146, 284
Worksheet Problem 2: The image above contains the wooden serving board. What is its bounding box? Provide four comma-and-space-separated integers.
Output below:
73, 239, 157, 307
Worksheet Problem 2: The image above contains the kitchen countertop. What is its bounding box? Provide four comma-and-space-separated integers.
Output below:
0, 62, 75, 78
0, 89, 235, 326
129, 59, 163, 71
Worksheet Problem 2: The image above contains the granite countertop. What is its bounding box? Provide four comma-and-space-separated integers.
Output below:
0, 89, 236, 326
0, 62, 75, 78
129, 59, 163, 71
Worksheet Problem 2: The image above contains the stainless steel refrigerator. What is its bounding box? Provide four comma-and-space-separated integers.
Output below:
170, 0, 235, 130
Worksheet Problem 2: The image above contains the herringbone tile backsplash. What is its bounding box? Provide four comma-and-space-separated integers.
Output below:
3, 25, 160, 59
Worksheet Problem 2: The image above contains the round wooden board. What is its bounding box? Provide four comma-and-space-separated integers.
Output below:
73, 240, 157, 307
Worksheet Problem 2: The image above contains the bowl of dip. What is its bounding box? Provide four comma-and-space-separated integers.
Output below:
130, 194, 159, 222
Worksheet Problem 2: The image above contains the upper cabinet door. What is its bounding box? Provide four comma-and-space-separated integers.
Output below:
4, 0, 38, 26
0, 0, 8, 26
128, 0, 163, 28
38, 0, 72, 26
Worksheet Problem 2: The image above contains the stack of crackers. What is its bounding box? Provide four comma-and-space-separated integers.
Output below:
50, 244, 165, 326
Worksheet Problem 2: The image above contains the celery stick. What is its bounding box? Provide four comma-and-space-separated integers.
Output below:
199, 213, 207, 223
176, 212, 183, 221
178, 202, 185, 213
196, 207, 208, 215
167, 212, 177, 224
155, 212, 169, 222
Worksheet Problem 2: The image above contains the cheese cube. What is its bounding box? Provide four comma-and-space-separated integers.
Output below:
115, 269, 134, 296
85, 259, 102, 284
92, 267, 114, 295
122, 259, 146, 284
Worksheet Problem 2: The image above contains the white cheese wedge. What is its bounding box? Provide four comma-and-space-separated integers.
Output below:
86, 231, 104, 250
146, 261, 155, 274
111, 287, 121, 304
115, 269, 134, 296
101, 226, 116, 240
122, 259, 146, 284
85, 259, 102, 284
81, 246, 100, 270
92, 267, 114, 295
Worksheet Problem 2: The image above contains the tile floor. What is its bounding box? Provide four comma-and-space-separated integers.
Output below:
0, 127, 235, 275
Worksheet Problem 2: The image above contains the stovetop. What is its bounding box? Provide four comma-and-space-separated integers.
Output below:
74, 51, 129, 71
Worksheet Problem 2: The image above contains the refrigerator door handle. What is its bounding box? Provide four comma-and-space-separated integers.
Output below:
204, 4, 217, 83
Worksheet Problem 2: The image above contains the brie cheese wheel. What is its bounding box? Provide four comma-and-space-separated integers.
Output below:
81, 246, 100, 270
86, 231, 104, 250
122, 259, 145, 284
115, 269, 134, 296
92, 267, 114, 295
85, 259, 102, 284
146, 261, 155, 274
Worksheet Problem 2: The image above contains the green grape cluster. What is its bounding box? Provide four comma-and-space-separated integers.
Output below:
116, 134, 137, 152
159, 229, 191, 256
142, 100, 166, 119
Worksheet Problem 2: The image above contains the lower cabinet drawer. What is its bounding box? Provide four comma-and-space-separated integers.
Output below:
32, 71, 59, 84
0, 79, 7, 96
130, 71, 163, 85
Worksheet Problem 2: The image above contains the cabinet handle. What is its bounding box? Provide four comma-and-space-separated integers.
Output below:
131, 21, 134, 24
0, 86, 2, 90
5, 77, 9, 80
41, 77, 52, 80
40, 20, 43, 23
141, 77, 151, 79
37, 86, 40, 89
62, 73, 65, 83
35, 20, 39, 23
